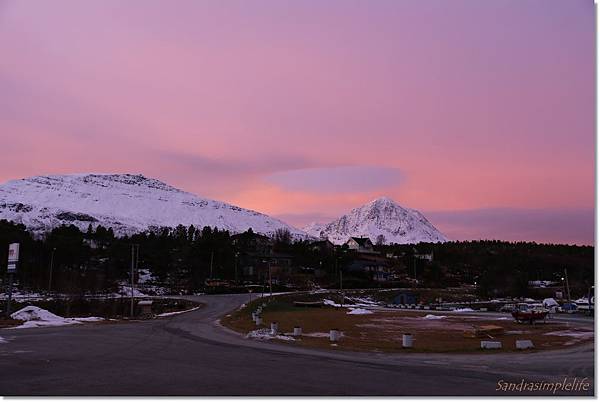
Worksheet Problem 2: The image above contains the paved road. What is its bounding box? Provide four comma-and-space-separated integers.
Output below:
0, 294, 594, 396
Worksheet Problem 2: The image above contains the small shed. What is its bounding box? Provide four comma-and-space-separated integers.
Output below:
137, 300, 153, 317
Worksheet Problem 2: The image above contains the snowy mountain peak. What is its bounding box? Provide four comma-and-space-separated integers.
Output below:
303, 197, 448, 245
0, 173, 306, 238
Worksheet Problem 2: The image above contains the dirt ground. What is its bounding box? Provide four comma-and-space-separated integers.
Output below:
222, 300, 593, 353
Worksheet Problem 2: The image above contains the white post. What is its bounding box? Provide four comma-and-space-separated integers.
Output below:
402, 333, 413, 348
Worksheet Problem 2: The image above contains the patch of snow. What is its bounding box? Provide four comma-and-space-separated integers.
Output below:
323, 299, 342, 307
137, 269, 153, 284
423, 314, 446, 320
156, 307, 200, 317
452, 308, 474, 312
9, 306, 104, 329
496, 317, 510, 320
0, 290, 46, 302
11, 306, 64, 322
0, 336, 7, 344
246, 329, 295, 341
347, 308, 373, 315
545, 330, 594, 339
73, 316, 104, 322
304, 332, 330, 338
116, 284, 148, 297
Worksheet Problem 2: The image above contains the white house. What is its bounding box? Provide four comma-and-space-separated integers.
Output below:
345, 237, 374, 252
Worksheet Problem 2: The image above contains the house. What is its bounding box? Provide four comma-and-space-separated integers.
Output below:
413, 248, 434, 262
231, 230, 273, 254
346, 259, 391, 282
238, 251, 294, 282
345, 237, 374, 252
310, 239, 335, 252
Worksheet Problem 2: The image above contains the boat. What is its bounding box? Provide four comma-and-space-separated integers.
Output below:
511, 303, 548, 324
574, 297, 594, 312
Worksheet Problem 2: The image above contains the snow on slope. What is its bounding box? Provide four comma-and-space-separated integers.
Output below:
303, 197, 448, 245
0, 174, 307, 238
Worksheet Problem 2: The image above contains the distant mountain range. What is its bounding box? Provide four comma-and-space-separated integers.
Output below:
0, 174, 447, 244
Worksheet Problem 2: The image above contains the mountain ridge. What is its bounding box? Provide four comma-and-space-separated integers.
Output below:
0, 173, 307, 238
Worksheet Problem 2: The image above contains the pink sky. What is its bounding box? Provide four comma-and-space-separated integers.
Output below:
0, 0, 594, 244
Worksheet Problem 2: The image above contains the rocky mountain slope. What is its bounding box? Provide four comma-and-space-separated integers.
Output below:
0, 174, 307, 238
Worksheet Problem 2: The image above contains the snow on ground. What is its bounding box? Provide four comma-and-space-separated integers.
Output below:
545, 330, 594, 346
246, 329, 295, 342
0, 290, 46, 302
0, 336, 7, 344
452, 308, 474, 312
304, 332, 331, 338
545, 330, 594, 339
345, 296, 378, 307
323, 299, 342, 307
347, 308, 373, 315
323, 298, 376, 309
137, 269, 153, 284
423, 314, 446, 320
115, 284, 148, 298
157, 307, 200, 317
9, 306, 104, 329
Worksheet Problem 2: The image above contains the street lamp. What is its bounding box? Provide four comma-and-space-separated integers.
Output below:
262, 259, 272, 300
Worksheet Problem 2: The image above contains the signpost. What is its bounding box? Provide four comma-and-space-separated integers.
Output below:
5, 243, 19, 318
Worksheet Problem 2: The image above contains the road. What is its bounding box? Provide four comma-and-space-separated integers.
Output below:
0, 294, 594, 396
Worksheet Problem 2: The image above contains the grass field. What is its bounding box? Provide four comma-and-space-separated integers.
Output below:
222, 294, 593, 353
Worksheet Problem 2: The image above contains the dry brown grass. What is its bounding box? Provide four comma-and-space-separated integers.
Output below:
222, 300, 593, 353
0, 318, 22, 328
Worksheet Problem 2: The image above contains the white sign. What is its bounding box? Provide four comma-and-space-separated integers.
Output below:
8, 243, 19, 263
7, 243, 19, 273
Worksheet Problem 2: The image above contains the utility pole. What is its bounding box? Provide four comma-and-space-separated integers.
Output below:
339, 270, 344, 307
234, 252, 239, 284
209, 251, 214, 279
268, 261, 272, 300
564, 268, 572, 302
5, 243, 19, 319
413, 257, 417, 282
130, 244, 136, 317
48, 247, 56, 292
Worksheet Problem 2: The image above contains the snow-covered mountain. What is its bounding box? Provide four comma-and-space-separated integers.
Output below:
0, 174, 307, 238
303, 197, 448, 245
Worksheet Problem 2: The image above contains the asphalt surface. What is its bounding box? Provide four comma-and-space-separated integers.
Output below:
0, 293, 594, 396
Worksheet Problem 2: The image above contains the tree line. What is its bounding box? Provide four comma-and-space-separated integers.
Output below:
0, 219, 594, 297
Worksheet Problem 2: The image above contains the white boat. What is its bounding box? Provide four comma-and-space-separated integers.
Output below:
574, 296, 594, 311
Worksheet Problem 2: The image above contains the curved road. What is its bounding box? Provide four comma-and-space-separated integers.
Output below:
0, 294, 594, 396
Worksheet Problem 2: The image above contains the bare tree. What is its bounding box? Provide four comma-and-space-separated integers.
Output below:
274, 228, 292, 245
